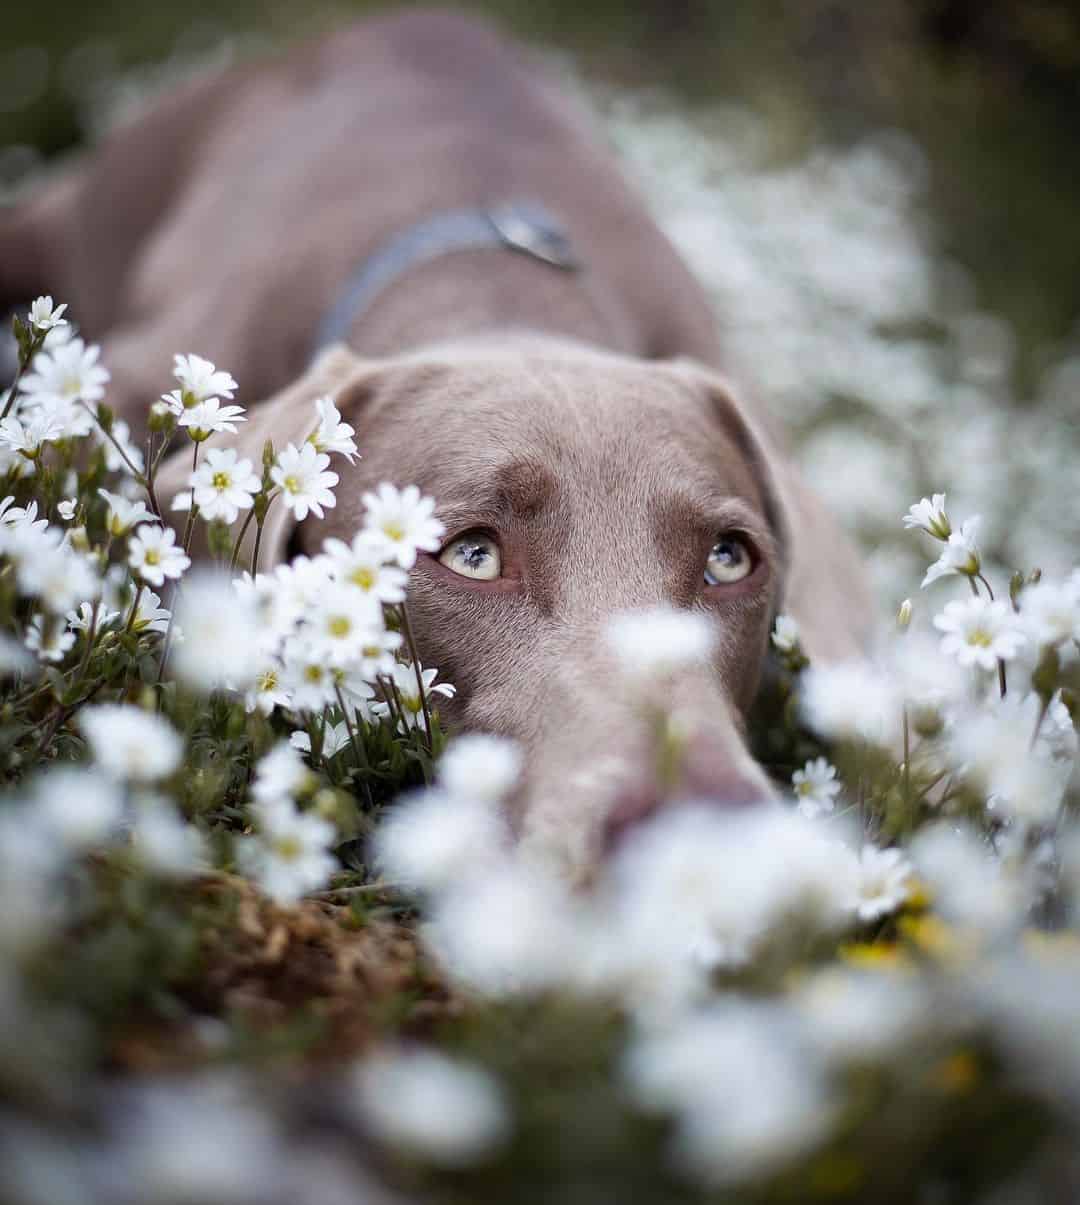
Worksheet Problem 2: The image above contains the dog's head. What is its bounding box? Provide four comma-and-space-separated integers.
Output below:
165, 339, 870, 875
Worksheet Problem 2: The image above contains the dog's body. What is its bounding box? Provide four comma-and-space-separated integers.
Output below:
2, 9, 873, 872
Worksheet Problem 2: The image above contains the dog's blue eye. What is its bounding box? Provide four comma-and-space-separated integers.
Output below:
438, 532, 502, 581
705, 536, 752, 585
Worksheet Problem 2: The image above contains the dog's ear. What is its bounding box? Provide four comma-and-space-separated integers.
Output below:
666, 359, 874, 664
156, 343, 380, 570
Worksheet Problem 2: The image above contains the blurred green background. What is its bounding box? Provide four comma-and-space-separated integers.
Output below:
3, 0, 1079, 383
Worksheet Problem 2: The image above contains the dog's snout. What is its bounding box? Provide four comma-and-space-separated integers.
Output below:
602, 741, 773, 853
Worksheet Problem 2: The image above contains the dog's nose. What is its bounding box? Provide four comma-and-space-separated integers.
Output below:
602, 741, 774, 852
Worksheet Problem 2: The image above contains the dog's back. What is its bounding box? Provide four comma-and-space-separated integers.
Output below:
2, 9, 721, 419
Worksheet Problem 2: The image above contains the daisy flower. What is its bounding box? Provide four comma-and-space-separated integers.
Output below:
791, 757, 841, 819
18, 337, 109, 410
921, 516, 981, 588
172, 574, 260, 691
252, 743, 313, 805
324, 530, 407, 603
244, 662, 291, 716
770, 614, 801, 654
902, 492, 951, 540
439, 733, 522, 804
178, 397, 247, 441
27, 296, 68, 332
98, 488, 156, 536
171, 353, 238, 406
0, 410, 67, 460
350, 625, 403, 681
80, 704, 183, 782
25, 615, 76, 662
373, 661, 456, 733
307, 395, 359, 462
98, 417, 145, 475
362, 482, 444, 569
131, 804, 207, 880
128, 526, 191, 587
281, 638, 339, 712
131, 590, 172, 635
290, 720, 352, 761
239, 796, 337, 903
934, 597, 1026, 672
271, 443, 339, 521
848, 845, 912, 923
606, 606, 715, 682
67, 600, 119, 633
1018, 579, 1080, 649
189, 447, 261, 524
306, 582, 384, 665
57, 497, 78, 521
0, 496, 49, 533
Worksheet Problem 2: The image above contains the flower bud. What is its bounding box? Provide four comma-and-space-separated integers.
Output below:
68, 525, 90, 553
148, 400, 177, 434
897, 599, 912, 630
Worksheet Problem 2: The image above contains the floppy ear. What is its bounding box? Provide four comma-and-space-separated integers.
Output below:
668, 360, 875, 664
156, 342, 377, 571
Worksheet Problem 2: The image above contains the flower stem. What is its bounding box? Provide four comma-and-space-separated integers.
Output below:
334, 683, 373, 810
396, 603, 432, 751
229, 509, 257, 573
0, 329, 45, 420
180, 441, 201, 554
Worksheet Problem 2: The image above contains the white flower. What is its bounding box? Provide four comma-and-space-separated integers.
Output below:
270, 442, 339, 521
425, 861, 580, 995
624, 1001, 828, 1185
172, 573, 260, 691
245, 663, 291, 715
323, 530, 407, 603
374, 788, 508, 893
921, 516, 981, 587
606, 606, 715, 682
172, 353, 238, 405
800, 659, 901, 745
12, 530, 100, 614
19, 337, 109, 410
361, 482, 444, 569
128, 525, 190, 587
25, 615, 75, 662
80, 704, 183, 782
795, 969, 926, 1061
849, 845, 911, 922
349, 625, 403, 681
791, 757, 841, 819
770, 613, 801, 654
351, 1048, 509, 1166
280, 638, 338, 712
239, 796, 337, 903
28, 295, 68, 332
934, 596, 1026, 671
98, 488, 156, 536
1019, 579, 1080, 648
189, 447, 261, 524
909, 822, 1022, 932
131, 802, 208, 879
373, 662, 456, 732
307, 395, 359, 462
33, 767, 124, 851
131, 589, 172, 635
290, 720, 352, 761
902, 492, 950, 540
98, 417, 145, 475
306, 582, 384, 665
439, 734, 522, 803
252, 743, 313, 805
0, 496, 49, 532
0, 409, 67, 459
178, 397, 247, 441
57, 497, 78, 521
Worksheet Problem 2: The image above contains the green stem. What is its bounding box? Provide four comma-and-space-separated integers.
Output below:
335, 683, 373, 810
0, 328, 44, 420
228, 508, 257, 573
180, 441, 201, 554
396, 603, 432, 751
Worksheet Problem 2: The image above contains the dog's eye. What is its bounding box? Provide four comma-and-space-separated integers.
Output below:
438, 531, 502, 581
705, 535, 753, 585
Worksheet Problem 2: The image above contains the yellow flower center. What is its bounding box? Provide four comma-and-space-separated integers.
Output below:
273, 835, 302, 861
284, 475, 300, 495
212, 471, 230, 490
328, 616, 350, 638
382, 521, 406, 542
145, 549, 160, 565
967, 629, 992, 648
349, 567, 376, 590
303, 665, 323, 683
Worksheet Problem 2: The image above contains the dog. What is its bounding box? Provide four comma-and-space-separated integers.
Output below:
1, 9, 873, 874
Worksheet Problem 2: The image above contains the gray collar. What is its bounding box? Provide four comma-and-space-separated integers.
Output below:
312, 201, 580, 354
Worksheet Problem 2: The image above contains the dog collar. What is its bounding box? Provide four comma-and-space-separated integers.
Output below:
312, 201, 580, 354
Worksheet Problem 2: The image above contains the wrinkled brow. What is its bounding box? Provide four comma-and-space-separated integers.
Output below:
434, 458, 558, 534
656, 493, 779, 560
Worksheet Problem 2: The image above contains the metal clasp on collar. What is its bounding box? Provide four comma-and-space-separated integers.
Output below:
487, 204, 580, 271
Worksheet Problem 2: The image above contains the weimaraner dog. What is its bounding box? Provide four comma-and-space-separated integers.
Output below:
1, 9, 872, 873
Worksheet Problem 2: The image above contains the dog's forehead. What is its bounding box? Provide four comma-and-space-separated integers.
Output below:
370, 351, 747, 489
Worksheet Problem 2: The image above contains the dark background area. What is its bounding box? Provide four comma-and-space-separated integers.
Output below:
3, 0, 1079, 377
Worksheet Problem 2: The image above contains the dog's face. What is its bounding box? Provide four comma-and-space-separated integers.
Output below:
177, 340, 808, 875
316, 342, 784, 872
